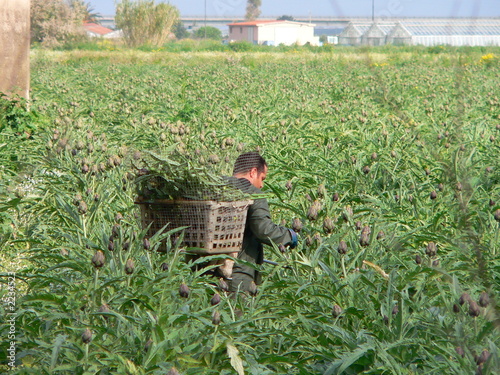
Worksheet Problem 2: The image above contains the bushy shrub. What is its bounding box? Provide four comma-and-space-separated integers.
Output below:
228, 40, 254, 52
30, 0, 88, 47
0, 94, 39, 137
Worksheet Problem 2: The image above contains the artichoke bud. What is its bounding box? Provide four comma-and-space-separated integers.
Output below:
211, 293, 221, 306
98, 303, 110, 314
307, 206, 319, 221
332, 304, 343, 318
494, 209, 500, 222
338, 240, 348, 255
218, 278, 229, 293
425, 242, 437, 257
478, 292, 490, 307
111, 224, 120, 238
342, 206, 353, 221
359, 226, 371, 247
166, 367, 180, 375
92, 250, 105, 269
323, 217, 335, 234
477, 349, 490, 365
211, 310, 221, 325
292, 218, 303, 232
317, 184, 327, 198
78, 200, 87, 214
458, 292, 471, 305
125, 259, 135, 275
415, 254, 422, 265
468, 300, 481, 318
82, 328, 92, 344
179, 283, 190, 298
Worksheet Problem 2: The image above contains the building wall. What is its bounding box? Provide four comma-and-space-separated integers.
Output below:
228, 25, 257, 43
0, 0, 30, 99
258, 24, 317, 46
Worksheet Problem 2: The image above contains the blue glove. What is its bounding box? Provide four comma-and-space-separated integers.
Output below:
288, 229, 298, 249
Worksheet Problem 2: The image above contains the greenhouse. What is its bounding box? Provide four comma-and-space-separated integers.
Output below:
337, 18, 500, 46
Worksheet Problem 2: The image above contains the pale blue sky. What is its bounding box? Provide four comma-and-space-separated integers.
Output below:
90, 0, 500, 18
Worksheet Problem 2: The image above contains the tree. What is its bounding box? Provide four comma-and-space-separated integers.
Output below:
192, 26, 222, 41
69, 0, 101, 23
173, 20, 190, 39
245, 0, 261, 20
30, 0, 87, 46
277, 15, 295, 21
116, 0, 179, 47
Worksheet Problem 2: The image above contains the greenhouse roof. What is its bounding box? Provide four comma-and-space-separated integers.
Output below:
402, 22, 500, 36
343, 19, 500, 37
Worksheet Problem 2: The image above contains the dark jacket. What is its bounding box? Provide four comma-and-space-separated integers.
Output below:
225, 177, 293, 272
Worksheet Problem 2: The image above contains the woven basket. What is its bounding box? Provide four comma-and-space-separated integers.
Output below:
136, 199, 253, 254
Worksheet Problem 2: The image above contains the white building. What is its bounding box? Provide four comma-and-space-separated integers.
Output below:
228, 20, 319, 46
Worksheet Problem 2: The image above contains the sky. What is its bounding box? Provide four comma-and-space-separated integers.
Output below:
90, 0, 500, 18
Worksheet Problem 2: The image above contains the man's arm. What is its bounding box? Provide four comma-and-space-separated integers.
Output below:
247, 198, 297, 247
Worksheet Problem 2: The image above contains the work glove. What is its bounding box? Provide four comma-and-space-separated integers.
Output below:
288, 229, 298, 249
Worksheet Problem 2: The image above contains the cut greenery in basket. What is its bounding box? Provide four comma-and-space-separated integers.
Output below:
133, 149, 266, 202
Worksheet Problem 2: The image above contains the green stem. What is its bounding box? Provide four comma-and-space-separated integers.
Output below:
84, 343, 89, 371
211, 326, 219, 367
82, 214, 87, 239
94, 269, 99, 290
341, 256, 347, 279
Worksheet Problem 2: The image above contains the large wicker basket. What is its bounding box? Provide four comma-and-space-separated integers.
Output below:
136, 199, 253, 254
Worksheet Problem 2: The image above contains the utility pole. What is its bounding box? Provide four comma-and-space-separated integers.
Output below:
372, 0, 375, 21
204, 0, 207, 38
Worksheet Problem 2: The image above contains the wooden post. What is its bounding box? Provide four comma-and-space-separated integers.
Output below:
0, 0, 30, 100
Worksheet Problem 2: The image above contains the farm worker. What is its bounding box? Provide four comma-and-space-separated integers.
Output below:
226, 152, 298, 293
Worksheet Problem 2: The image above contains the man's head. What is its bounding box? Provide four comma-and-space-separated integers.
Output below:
233, 152, 268, 189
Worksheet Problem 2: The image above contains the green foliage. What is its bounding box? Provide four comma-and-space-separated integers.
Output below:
173, 19, 190, 40
30, 0, 88, 47
1, 49, 499, 373
0, 94, 39, 136
228, 40, 255, 52
277, 15, 295, 21
192, 26, 223, 41
69, 0, 101, 23
116, 0, 179, 47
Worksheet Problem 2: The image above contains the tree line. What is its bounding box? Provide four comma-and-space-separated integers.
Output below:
31, 0, 264, 47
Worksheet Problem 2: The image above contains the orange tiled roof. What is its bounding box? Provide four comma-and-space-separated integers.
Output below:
84, 22, 113, 35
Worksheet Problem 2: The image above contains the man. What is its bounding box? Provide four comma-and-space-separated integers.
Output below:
226, 152, 298, 293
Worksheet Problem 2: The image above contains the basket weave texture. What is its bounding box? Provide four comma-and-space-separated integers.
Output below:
137, 199, 253, 254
